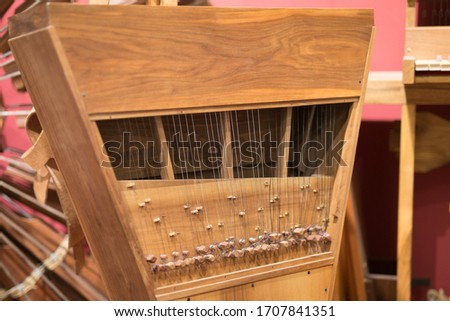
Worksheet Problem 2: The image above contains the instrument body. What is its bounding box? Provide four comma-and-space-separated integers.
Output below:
9, 4, 374, 300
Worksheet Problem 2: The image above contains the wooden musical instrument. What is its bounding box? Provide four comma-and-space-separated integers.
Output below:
9, 4, 374, 300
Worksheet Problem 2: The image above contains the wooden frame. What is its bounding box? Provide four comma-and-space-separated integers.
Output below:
10, 4, 374, 300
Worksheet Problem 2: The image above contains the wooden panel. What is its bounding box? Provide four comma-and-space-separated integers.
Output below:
366, 71, 406, 105
180, 265, 332, 301
397, 104, 416, 301
9, 4, 373, 116
120, 177, 334, 287
405, 27, 450, 59
9, 27, 154, 300
404, 83, 450, 104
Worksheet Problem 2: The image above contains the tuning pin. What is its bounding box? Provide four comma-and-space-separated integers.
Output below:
218, 222, 224, 228
209, 244, 218, 252
300, 185, 305, 190
193, 256, 205, 264
172, 251, 180, 259
273, 195, 279, 201
196, 206, 203, 212
227, 195, 237, 200
183, 204, 190, 210
254, 245, 263, 254
206, 224, 213, 231
165, 262, 176, 270
175, 260, 186, 268
158, 264, 167, 272
169, 232, 177, 237
152, 264, 160, 273
248, 237, 257, 244
321, 232, 332, 243
269, 233, 279, 242
204, 254, 215, 262
144, 198, 152, 204
196, 245, 208, 255
293, 227, 306, 237
270, 244, 280, 251
160, 254, 168, 262
282, 230, 291, 238
235, 250, 245, 258
257, 207, 264, 212
255, 226, 261, 232
185, 258, 195, 266
182, 250, 190, 257
145, 255, 157, 263
280, 240, 290, 248
191, 209, 199, 215
238, 238, 246, 246
244, 247, 255, 255
218, 241, 230, 250
138, 202, 146, 208
261, 244, 270, 252
264, 181, 270, 186
126, 182, 135, 189
238, 211, 246, 217
153, 217, 161, 224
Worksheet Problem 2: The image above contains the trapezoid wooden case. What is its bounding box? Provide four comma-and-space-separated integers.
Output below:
9, 4, 374, 300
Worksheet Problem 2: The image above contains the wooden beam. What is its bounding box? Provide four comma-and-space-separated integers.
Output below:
405, 27, 450, 59
275, 107, 293, 178
220, 112, 233, 179
403, 56, 416, 84
152, 117, 175, 180
0, 181, 65, 224
10, 26, 154, 300
397, 104, 416, 301
366, 71, 406, 105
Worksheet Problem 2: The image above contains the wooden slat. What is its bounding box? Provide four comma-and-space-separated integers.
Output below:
406, 0, 416, 28
0, 181, 65, 223
152, 117, 175, 180
403, 57, 416, 85
175, 265, 332, 301
1, 208, 107, 300
9, 4, 373, 116
405, 27, 450, 59
275, 108, 292, 178
10, 26, 154, 300
404, 83, 450, 104
328, 27, 375, 300
397, 104, 416, 301
220, 112, 233, 179
366, 71, 406, 105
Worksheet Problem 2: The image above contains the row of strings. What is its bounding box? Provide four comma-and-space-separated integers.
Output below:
98, 104, 350, 267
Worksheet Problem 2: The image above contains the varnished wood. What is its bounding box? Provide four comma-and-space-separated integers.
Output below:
177, 265, 332, 301
405, 27, 450, 59
397, 104, 416, 301
9, 5, 373, 117
403, 57, 416, 85
10, 4, 374, 300
366, 71, 406, 105
10, 27, 154, 300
